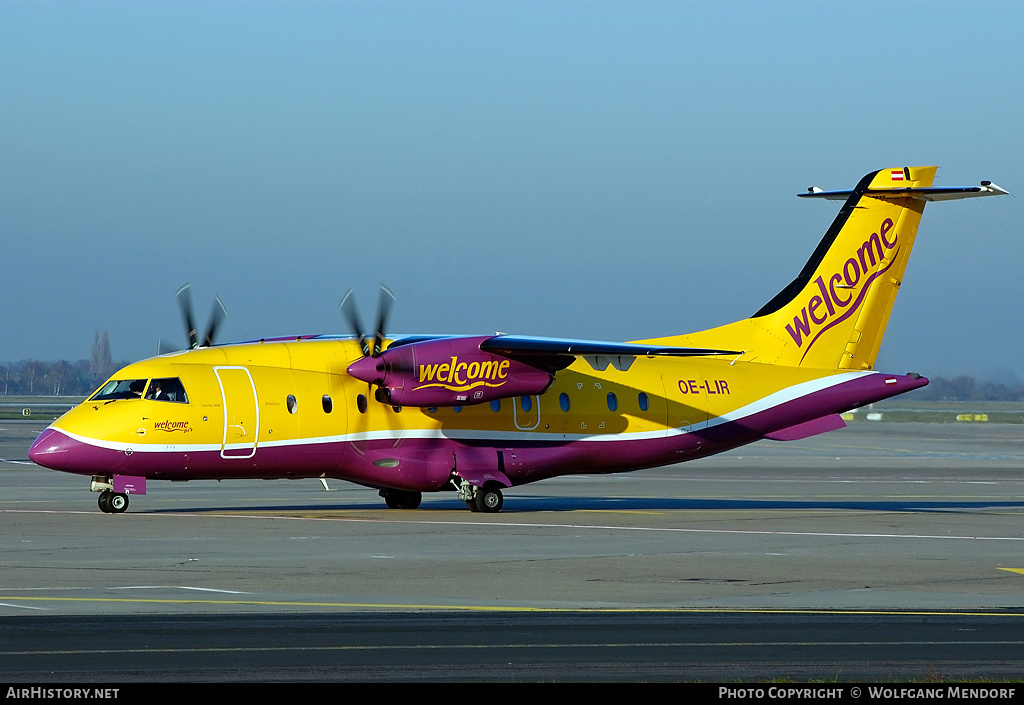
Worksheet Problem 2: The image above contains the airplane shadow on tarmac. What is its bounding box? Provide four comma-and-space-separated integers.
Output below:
145, 495, 1024, 515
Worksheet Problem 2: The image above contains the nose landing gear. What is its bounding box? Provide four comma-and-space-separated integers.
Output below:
98, 490, 129, 514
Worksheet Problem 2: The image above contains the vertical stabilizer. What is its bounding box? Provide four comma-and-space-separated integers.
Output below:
642, 167, 1006, 370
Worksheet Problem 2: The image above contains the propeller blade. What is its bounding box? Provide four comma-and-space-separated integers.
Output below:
339, 289, 369, 356
372, 284, 395, 357
202, 295, 228, 348
157, 337, 178, 355
176, 283, 198, 349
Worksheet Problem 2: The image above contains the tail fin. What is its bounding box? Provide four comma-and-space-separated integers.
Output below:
643, 167, 1007, 369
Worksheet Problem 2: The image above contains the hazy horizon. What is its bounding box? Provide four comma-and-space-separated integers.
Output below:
2, 2, 1021, 381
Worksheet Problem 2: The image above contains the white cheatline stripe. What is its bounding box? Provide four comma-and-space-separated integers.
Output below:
47, 371, 873, 452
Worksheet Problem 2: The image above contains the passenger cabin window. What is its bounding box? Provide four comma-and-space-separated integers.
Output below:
559, 392, 570, 412
92, 379, 148, 401
145, 378, 189, 404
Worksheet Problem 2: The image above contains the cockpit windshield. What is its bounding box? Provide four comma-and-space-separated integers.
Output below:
91, 379, 148, 401
144, 378, 189, 404
90, 377, 189, 403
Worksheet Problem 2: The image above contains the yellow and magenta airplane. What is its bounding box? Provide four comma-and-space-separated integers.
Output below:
29, 167, 1007, 513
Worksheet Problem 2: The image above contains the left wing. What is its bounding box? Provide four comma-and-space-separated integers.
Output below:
478, 334, 739, 359
351, 334, 739, 407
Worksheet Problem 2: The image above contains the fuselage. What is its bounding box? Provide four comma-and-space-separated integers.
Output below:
29, 335, 926, 492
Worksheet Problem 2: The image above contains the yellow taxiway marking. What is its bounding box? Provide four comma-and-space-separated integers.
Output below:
998, 568, 1024, 576
3, 595, 1024, 617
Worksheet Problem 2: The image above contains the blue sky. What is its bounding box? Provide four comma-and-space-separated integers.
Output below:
2, 2, 1021, 381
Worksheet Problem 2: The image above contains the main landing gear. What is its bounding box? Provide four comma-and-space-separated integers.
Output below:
379, 488, 422, 510
454, 479, 504, 514
469, 485, 503, 513
378, 481, 506, 513
97, 490, 129, 514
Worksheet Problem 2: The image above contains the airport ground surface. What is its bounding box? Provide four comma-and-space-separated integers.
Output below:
1, 419, 1022, 681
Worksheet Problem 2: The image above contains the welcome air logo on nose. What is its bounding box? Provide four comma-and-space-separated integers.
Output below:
153, 421, 192, 433
784, 217, 899, 362
413, 356, 511, 393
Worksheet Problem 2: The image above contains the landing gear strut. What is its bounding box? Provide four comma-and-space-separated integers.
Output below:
98, 490, 129, 514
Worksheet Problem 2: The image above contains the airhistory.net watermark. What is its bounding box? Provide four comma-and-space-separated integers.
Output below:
6, 689, 119, 700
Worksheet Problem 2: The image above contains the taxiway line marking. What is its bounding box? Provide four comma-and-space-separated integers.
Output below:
3, 595, 1024, 617
2, 508, 1023, 542
5, 639, 1024, 657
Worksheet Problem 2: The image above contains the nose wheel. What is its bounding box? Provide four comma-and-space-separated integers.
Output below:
98, 490, 129, 514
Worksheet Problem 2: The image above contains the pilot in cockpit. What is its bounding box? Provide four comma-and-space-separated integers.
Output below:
145, 377, 188, 403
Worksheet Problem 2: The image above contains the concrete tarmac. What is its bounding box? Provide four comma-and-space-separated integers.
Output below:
2, 419, 1022, 614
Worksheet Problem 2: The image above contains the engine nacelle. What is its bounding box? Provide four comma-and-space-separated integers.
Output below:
347, 336, 554, 407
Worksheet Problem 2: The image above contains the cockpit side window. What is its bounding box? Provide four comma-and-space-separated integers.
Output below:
145, 377, 189, 404
91, 379, 148, 401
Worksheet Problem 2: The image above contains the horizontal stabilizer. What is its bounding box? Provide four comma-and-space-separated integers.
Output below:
800, 181, 1009, 202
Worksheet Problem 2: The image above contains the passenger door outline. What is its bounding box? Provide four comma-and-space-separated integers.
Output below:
214, 366, 259, 459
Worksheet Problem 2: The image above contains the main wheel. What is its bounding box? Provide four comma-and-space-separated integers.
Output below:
473, 485, 503, 513
382, 489, 422, 510
98, 490, 113, 513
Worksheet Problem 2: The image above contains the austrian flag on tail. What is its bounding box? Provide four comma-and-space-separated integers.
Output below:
890, 169, 905, 181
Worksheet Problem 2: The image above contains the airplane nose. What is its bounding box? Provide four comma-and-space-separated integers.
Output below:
28, 428, 72, 470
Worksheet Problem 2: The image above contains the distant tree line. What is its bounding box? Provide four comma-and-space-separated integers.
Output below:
2, 337, 1023, 402
1, 331, 127, 397
906, 375, 1024, 402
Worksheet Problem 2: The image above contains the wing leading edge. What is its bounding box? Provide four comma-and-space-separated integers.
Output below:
478, 335, 740, 359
